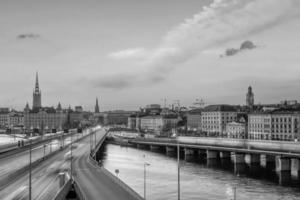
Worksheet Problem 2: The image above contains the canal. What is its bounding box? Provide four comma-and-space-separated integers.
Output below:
99, 143, 300, 200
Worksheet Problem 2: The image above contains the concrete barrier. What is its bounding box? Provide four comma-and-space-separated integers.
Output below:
54, 177, 72, 200
73, 180, 87, 200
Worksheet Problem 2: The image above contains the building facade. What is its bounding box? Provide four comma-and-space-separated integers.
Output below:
140, 115, 179, 135
0, 111, 9, 128
24, 106, 67, 133
8, 112, 24, 127
127, 115, 137, 130
226, 121, 247, 139
201, 105, 237, 136
103, 110, 133, 126
248, 109, 300, 141
186, 108, 202, 132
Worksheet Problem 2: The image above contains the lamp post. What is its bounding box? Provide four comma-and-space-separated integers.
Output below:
94, 131, 96, 149
115, 169, 119, 178
175, 126, 180, 200
29, 139, 32, 200
43, 144, 46, 159
70, 132, 73, 179
177, 138, 180, 200
144, 162, 150, 200
89, 131, 92, 153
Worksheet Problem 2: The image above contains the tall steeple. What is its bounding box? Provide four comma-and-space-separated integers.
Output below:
246, 86, 254, 110
95, 97, 100, 113
35, 71, 40, 92
33, 72, 42, 109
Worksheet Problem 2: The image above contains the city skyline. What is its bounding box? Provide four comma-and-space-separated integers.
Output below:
0, 0, 300, 111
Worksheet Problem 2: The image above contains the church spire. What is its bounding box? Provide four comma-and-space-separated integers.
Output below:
95, 97, 100, 113
35, 71, 40, 92
33, 72, 42, 109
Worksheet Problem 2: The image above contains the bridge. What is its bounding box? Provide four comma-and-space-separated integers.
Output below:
130, 136, 300, 184
0, 127, 143, 200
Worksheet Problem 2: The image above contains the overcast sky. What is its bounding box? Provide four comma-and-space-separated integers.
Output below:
0, 0, 300, 111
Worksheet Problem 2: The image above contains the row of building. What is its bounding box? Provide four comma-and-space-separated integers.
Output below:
0, 73, 99, 134
185, 87, 300, 141
127, 104, 180, 135
124, 86, 300, 141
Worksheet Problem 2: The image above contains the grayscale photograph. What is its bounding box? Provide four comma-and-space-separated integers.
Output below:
0, 0, 300, 199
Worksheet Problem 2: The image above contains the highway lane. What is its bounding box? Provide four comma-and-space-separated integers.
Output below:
0, 132, 85, 183
73, 130, 141, 200
0, 128, 102, 200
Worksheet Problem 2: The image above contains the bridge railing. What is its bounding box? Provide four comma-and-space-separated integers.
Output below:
132, 136, 300, 154
54, 176, 72, 200
73, 180, 87, 200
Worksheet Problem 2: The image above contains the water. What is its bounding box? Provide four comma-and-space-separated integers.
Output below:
100, 144, 300, 200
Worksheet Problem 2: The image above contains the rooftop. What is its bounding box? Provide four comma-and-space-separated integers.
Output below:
203, 104, 237, 112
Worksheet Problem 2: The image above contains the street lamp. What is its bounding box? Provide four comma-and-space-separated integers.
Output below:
29, 139, 32, 200
89, 131, 92, 153
94, 131, 96, 149
175, 130, 180, 200
70, 132, 73, 179
115, 169, 119, 178
144, 162, 150, 200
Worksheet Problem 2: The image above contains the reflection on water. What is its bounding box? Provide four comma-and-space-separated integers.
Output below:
99, 144, 300, 200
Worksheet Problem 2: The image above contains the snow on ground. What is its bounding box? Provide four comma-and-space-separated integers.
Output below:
0, 134, 20, 145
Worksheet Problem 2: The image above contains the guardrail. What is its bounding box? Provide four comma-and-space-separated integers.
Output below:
54, 177, 72, 200
73, 179, 87, 200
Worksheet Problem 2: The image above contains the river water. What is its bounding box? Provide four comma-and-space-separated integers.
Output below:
99, 143, 300, 200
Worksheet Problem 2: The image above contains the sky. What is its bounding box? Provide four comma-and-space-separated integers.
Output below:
0, 0, 300, 111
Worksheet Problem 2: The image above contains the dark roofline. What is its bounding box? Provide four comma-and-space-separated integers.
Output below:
203, 104, 237, 112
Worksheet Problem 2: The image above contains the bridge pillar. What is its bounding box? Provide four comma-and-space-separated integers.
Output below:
276, 156, 291, 172
198, 149, 206, 163
245, 154, 261, 174
276, 156, 291, 185
220, 151, 231, 159
150, 145, 161, 152
137, 144, 149, 150
260, 154, 275, 170
184, 148, 195, 162
233, 153, 246, 174
207, 150, 219, 167
245, 154, 260, 165
233, 153, 245, 164
220, 151, 231, 167
291, 158, 300, 180
166, 146, 176, 157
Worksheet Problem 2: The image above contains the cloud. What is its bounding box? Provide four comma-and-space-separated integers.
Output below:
108, 48, 148, 60
104, 0, 300, 89
17, 33, 40, 39
223, 40, 256, 57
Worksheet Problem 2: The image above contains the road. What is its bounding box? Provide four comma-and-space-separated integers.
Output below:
0, 132, 85, 186
73, 129, 141, 200
0, 128, 99, 200
0, 128, 142, 200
